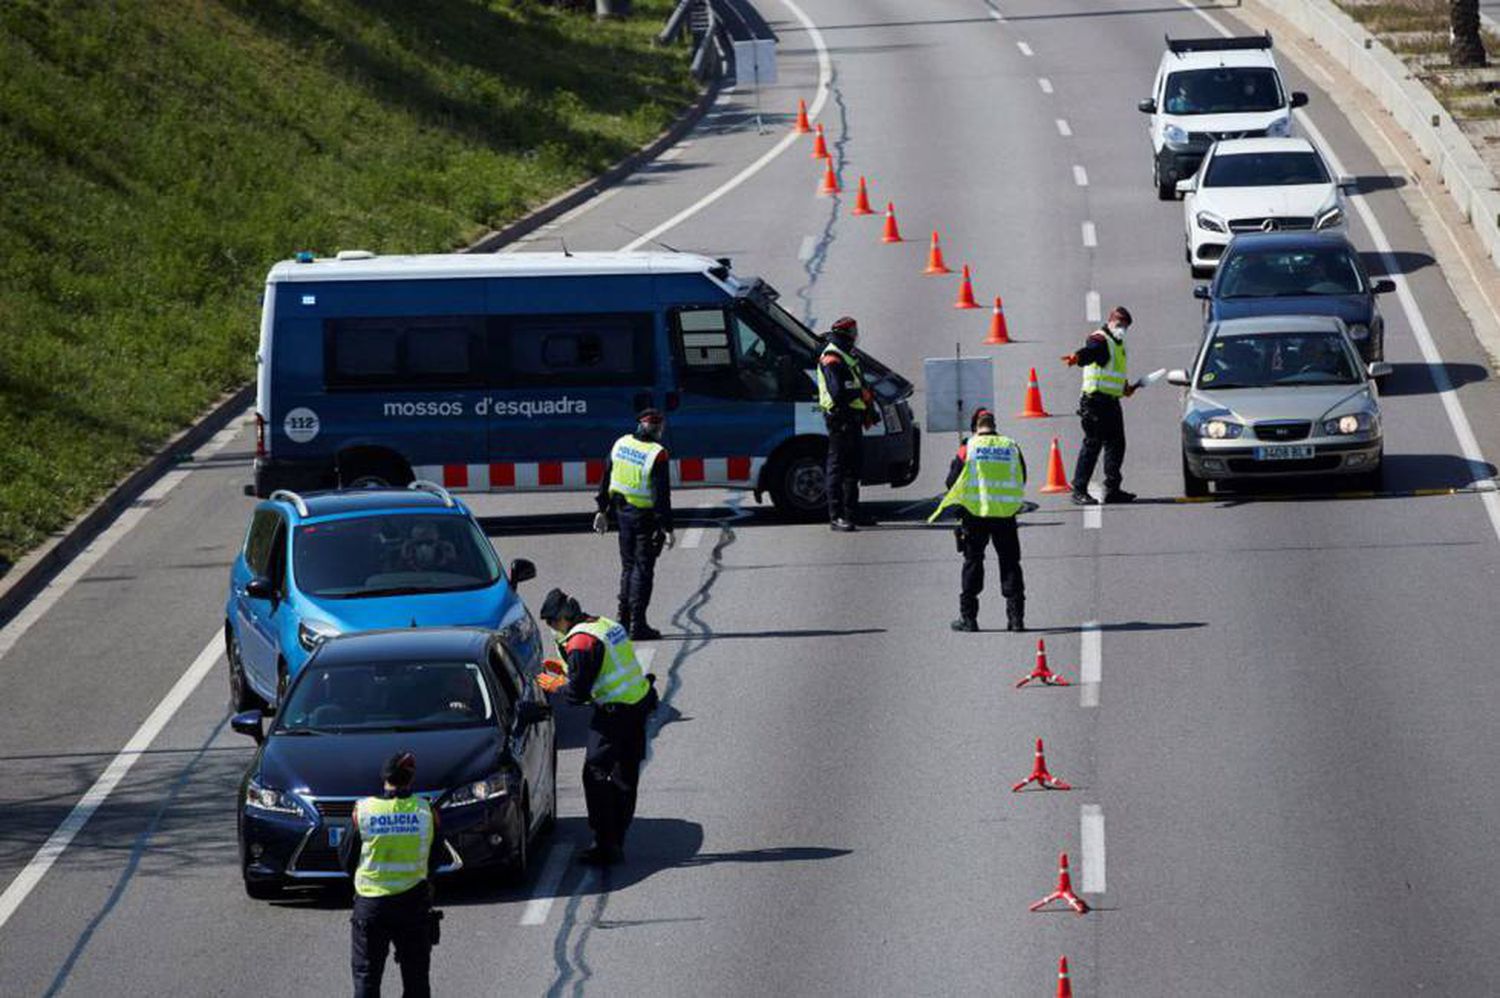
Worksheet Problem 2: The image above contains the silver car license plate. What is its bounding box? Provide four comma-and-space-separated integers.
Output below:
1255, 445, 1315, 460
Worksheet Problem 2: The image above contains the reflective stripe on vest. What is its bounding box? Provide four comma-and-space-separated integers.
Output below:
608, 435, 665, 508
1081, 332, 1128, 398
928, 434, 1025, 521
566, 617, 650, 705
818, 345, 867, 413
354, 795, 433, 898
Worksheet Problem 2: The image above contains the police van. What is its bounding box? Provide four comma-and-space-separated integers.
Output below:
251, 251, 920, 516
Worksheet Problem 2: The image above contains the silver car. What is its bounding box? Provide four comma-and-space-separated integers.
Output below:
1169, 315, 1390, 496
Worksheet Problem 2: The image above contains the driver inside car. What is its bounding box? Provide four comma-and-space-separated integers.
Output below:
400, 521, 457, 572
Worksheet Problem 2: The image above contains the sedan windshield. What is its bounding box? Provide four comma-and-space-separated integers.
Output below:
1203, 151, 1329, 187
294, 514, 502, 598
1164, 68, 1284, 114
1217, 247, 1365, 297
1197, 331, 1361, 389
277, 661, 495, 733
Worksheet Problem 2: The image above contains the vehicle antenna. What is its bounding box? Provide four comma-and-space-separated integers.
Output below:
614, 223, 681, 254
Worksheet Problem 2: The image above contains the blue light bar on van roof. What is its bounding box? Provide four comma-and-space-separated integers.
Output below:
295, 251, 316, 263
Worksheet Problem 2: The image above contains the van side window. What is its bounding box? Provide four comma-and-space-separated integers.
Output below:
243, 509, 282, 577
672, 307, 811, 401
494, 313, 654, 388
325, 317, 483, 388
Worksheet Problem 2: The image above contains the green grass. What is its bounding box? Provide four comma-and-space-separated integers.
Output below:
0, 0, 695, 567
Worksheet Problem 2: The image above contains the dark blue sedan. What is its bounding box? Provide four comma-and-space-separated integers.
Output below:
234, 628, 556, 899
1194, 232, 1396, 363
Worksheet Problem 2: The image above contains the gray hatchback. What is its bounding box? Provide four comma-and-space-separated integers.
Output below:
1169, 315, 1390, 496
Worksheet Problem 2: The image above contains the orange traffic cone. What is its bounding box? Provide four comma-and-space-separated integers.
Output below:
793, 98, 811, 134
985, 296, 1011, 344
1029, 852, 1090, 916
818, 159, 840, 195
811, 123, 830, 160
923, 231, 952, 275
953, 264, 980, 309
881, 202, 904, 243
1040, 438, 1071, 494
1057, 957, 1073, 998
851, 176, 873, 215
1016, 638, 1071, 688
1016, 367, 1051, 418
1012, 738, 1072, 792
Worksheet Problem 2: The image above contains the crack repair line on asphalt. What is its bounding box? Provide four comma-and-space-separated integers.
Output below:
794, 72, 849, 328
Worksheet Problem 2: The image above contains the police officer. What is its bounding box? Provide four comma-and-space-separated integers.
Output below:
818, 316, 878, 532
1062, 305, 1137, 505
340, 751, 439, 998
539, 588, 658, 867
594, 408, 674, 641
929, 409, 1028, 632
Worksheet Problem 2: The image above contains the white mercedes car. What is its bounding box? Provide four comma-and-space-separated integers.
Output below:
1178, 137, 1350, 277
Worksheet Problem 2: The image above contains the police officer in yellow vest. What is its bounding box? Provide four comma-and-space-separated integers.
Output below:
929, 409, 1028, 632
819, 316, 878, 532
593, 408, 674, 640
339, 751, 440, 998
1062, 305, 1137, 505
539, 588, 658, 867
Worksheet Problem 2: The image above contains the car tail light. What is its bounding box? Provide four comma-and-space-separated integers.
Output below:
254, 412, 267, 459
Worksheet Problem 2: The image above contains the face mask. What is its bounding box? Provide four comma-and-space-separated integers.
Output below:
1111, 324, 1129, 339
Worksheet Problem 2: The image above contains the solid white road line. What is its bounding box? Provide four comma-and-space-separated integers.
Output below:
1038, 77, 1054, 94
0, 630, 222, 931
1080, 804, 1107, 893
519, 843, 574, 926
1085, 290, 1101, 322
1056, 118, 1072, 137
1080, 621, 1101, 707
1017, 41, 1033, 57
0, 412, 245, 666
679, 526, 706, 549
1084, 505, 1102, 530
620, 0, 831, 251
1072, 165, 1088, 187
1081, 221, 1097, 247
798, 234, 818, 262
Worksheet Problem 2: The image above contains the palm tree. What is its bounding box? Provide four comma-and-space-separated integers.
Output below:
1452, 0, 1488, 68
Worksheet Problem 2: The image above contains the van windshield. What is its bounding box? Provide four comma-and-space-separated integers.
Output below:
758, 299, 823, 352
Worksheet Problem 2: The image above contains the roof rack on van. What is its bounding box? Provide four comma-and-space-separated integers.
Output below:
270, 489, 309, 517
1167, 32, 1271, 55
408, 480, 457, 508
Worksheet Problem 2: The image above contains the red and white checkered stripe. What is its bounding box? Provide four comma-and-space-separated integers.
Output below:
413, 457, 765, 492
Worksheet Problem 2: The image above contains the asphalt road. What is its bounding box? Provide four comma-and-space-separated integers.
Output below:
4, 0, 1500, 994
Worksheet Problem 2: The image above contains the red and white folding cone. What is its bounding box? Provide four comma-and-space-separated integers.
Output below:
1029, 852, 1090, 916
1015, 638, 1071, 688
1011, 738, 1072, 792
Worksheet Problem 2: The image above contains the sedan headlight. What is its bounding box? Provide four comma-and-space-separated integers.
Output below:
1267, 116, 1293, 137
1345, 323, 1370, 341
441, 773, 510, 809
1199, 418, 1245, 440
1163, 123, 1189, 146
1195, 211, 1227, 234
1315, 206, 1345, 230
245, 779, 304, 816
1323, 412, 1378, 436
297, 619, 340, 652
499, 610, 537, 653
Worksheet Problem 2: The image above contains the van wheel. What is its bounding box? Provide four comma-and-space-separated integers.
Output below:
768, 442, 828, 520
338, 452, 412, 490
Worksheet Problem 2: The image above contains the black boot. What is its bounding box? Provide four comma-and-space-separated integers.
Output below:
1006, 598, 1025, 632
616, 604, 632, 632
950, 616, 978, 632
629, 616, 661, 641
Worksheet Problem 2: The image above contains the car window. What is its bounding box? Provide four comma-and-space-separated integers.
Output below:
488, 643, 523, 705
1163, 68, 1284, 115
1203, 151, 1329, 187
243, 509, 282, 576
292, 513, 502, 599
1198, 331, 1361, 389
494, 313, 655, 388
1217, 247, 1364, 297
325, 317, 484, 389
277, 661, 494, 733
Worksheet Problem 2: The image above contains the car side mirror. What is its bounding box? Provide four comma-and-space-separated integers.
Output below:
516, 700, 552, 727
1367, 361, 1393, 380
245, 577, 276, 600
1192, 286, 1210, 300
1137, 98, 1156, 114
1373, 279, 1396, 294
508, 558, 536, 585
1337, 174, 1356, 191
1290, 91, 1309, 109
1166, 369, 1191, 387
232, 710, 265, 743
1175, 177, 1196, 194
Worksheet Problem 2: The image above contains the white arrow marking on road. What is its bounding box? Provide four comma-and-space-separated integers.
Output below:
1080, 621, 1101, 707
1081, 805, 1107, 893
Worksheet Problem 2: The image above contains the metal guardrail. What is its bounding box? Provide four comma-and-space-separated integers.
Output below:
660, 0, 774, 82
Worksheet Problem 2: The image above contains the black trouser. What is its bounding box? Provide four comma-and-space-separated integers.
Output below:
351, 885, 431, 998
1073, 393, 1127, 493
583, 698, 652, 851
825, 416, 864, 521
615, 503, 660, 625
959, 515, 1024, 620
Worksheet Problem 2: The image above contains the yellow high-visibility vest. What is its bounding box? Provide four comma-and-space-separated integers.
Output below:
929, 434, 1026, 521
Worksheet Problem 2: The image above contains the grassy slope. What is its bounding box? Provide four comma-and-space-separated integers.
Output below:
0, 0, 694, 566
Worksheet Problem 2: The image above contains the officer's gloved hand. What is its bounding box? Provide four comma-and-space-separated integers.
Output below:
592, 512, 608, 535
663, 530, 676, 550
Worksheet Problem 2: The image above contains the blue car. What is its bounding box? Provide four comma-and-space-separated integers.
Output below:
1194, 231, 1395, 363
233, 628, 556, 898
224, 482, 541, 711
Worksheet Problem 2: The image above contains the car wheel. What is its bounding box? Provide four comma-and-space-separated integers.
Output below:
244, 877, 281, 900
503, 798, 532, 885
226, 626, 264, 713
767, 441, 828, 520
1182, 456, 1210, 498
1154, 159, 1175, 201
539, 741, 558, 835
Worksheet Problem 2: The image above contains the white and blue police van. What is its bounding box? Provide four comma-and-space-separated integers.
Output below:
250, 250, 919, 516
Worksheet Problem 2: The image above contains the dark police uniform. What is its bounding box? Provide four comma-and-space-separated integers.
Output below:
596, 428, 673, 640
931, 428, 1029, 631
1069, 325, 1133, 504
818, 327, 875, 530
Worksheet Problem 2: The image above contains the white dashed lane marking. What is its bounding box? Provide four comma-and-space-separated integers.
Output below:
1080, 621, 1101, 707
679, 526, 706, 549
1072, 165, 1088, 187
1056, 118, 1072, 137
1081, 221, 1096, 248
1017, 41, 1033, 57
1085, 291, 1101, 323
519, 844, 573, 926
1084, 504, 1102, 530
1038, 77, 1054, 94
1081, 805, 1107, 894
